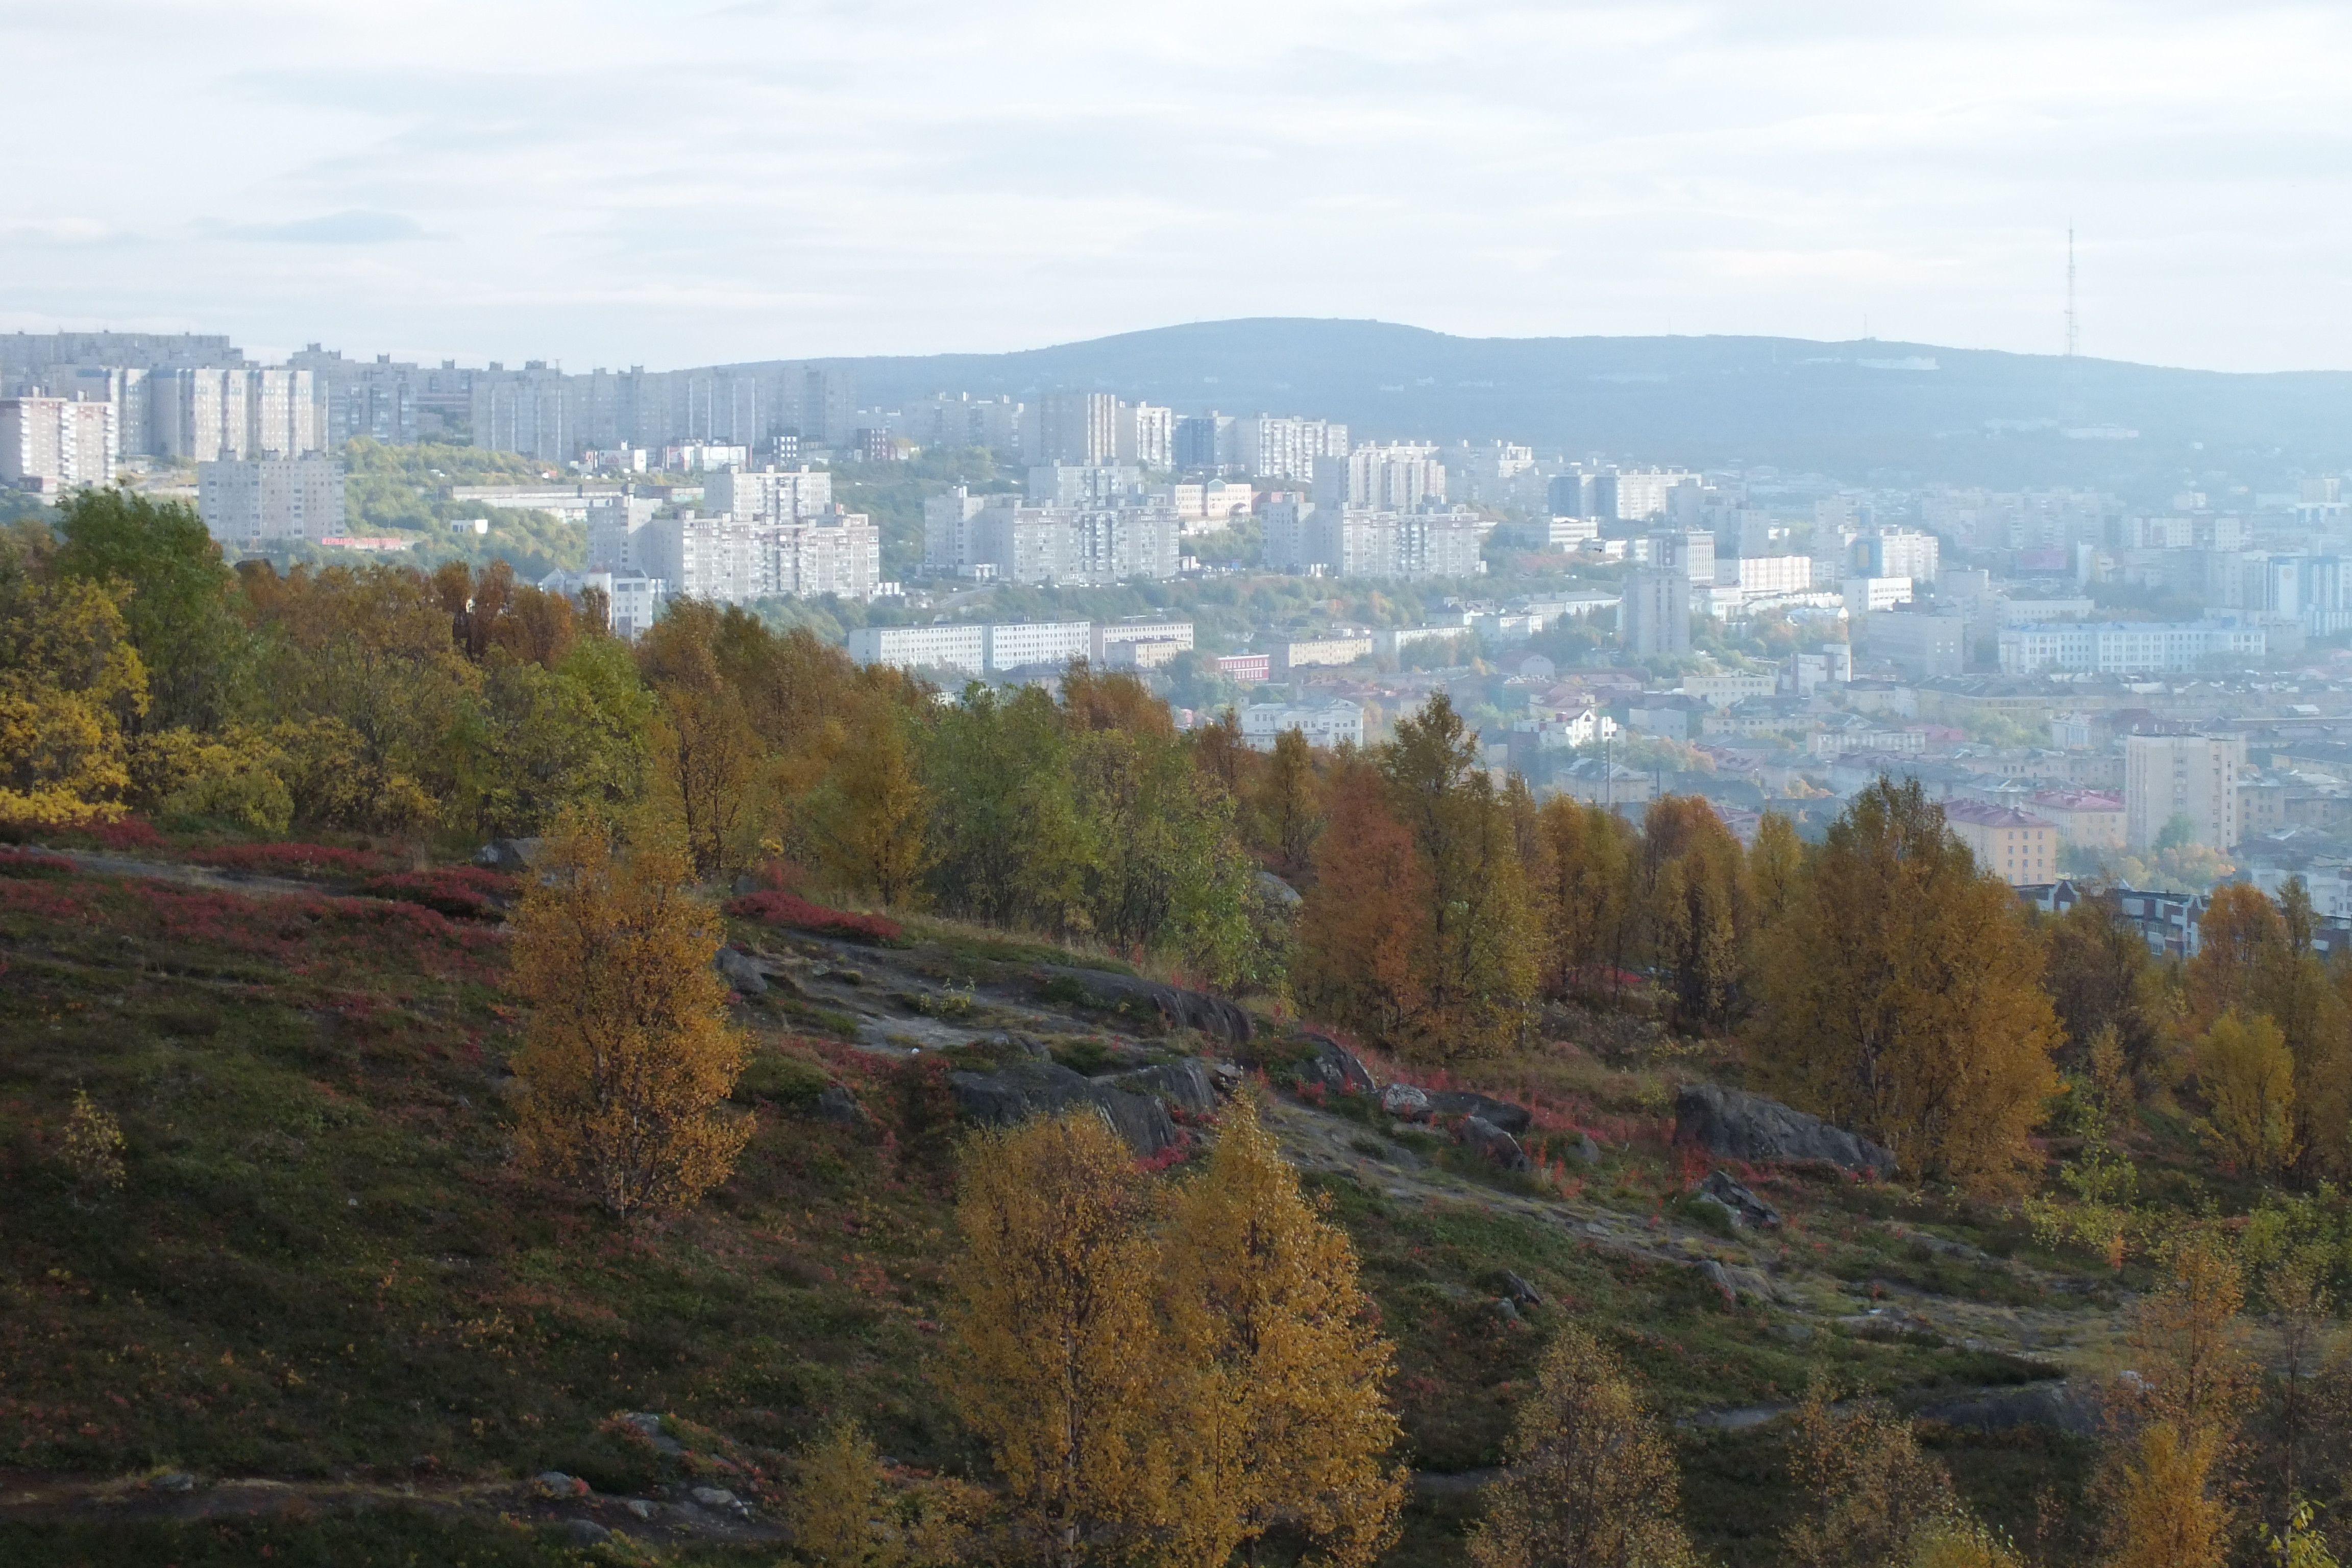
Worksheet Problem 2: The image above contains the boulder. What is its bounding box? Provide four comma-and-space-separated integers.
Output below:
1567, 1131, 1603, 1165
949, 1059, 1181, 1156
1916, 1380, 2102, 1439
565, 1520, 614, 1545
815, 1086, 868, 1125
1501, 1270, 1545, 1307
1457, 1115, 1533, 1172
691, 1486, 738, 1508
1700, 1169, 1783, 1229
1253, 871, 1304, 910
1697, 1259, 1779, 1304
1380, 1083, 1431, 1118
1674, 1083, 1897, 1178
1378, 1082, 1534, 1136
473, 837, 543, 871
714, 946, 768, 997
1104, 1058, 1218, 1118
1295, 1034, 1377, 1096
1037, 965, 1254, 1047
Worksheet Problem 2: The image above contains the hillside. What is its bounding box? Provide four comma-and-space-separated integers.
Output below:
766, 318, 2352, 491
0, 838, 2143, 1566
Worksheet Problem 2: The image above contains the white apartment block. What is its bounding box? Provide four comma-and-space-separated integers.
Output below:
1030, 465, 1142, 507
1118, 404, 1173, 469
1997, 621, 2267, 676
150, 366, 318, 462
1233, 415, 1348, 482
1240, 700, 1364, 751
1263, 502, 1487, 579
847, 623, 987, 675
2125, 731, 2247, 850
1093, 619, 1194, 660
1633, 528, 1716, 583
924, 491, 1182, 585
0, 397, 117, 490
705, 465, 833, 522
538, 569, 667, 642
1843, 576, 1914, 616
984, 620, 1093, 671
636, 512, 880, 604
197, 455, 348, 541
1612, 469, 1703, 521
1312, 445, 1446, 512
1730, 555, 1813, 595
1026, 392, 1122, 466
585, 493, 663, 571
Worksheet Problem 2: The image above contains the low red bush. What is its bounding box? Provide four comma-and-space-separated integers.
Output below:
190, 843, 397, 879
357, 867, 518, 920
0, 850, 77, 878
722, 890, 902, 943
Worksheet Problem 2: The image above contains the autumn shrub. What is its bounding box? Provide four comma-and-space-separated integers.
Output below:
724, 889, 903, 944
0, 850, 77, 878
357, 866, 518, 920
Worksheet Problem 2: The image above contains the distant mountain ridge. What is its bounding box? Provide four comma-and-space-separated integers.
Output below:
760, 318, 2352, 493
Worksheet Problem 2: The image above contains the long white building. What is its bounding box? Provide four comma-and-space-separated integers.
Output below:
921, 487, 1181, 584
1997, 620, 2267, 675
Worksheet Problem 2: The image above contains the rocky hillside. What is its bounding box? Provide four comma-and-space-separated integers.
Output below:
0, 843, 2140, 1566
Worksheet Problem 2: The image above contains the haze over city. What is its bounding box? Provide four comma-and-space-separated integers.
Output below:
9, 1, 2352, 371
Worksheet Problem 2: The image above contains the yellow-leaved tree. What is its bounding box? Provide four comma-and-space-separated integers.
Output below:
509, 813, 749, 1220
939, 1111, 1170, 1568
2198, 1011, 2298, 1175
1782, 1379, 1954, 1568
1162, 1093, 1406, 1568
2099, 1231, 2255, 1568
1749, 777, 2060, 1193
0, 525, 149, 825
812, 699, 932, 906
789, 1418, 971, 1568
1467, 1325, 1698, 1568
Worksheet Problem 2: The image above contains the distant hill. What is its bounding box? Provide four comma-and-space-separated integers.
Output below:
781, 318, 2352, 495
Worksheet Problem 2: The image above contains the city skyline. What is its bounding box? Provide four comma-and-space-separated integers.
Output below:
7, 2, 2352, 374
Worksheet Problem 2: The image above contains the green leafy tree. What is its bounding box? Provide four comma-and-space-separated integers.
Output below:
53, 488, 251, 732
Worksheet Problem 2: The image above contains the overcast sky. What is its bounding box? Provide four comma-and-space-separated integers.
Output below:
6, 1, 2348, 373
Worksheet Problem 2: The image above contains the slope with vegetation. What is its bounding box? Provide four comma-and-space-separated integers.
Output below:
8, 489, 2352, 1566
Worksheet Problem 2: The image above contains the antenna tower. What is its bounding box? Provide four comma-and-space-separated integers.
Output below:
2065, 227, 2077, 358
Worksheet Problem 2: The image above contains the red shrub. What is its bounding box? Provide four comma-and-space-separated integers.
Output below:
190, 843, 396, 879
86, 818, 166, 851
357, 867, 518, 920
0, 850, 76, 878
723, 891, 901, 943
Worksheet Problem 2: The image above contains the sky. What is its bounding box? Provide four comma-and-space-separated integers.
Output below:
6, 0, 2350, 374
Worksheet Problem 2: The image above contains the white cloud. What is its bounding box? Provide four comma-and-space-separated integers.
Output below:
0, 0, 2347, 370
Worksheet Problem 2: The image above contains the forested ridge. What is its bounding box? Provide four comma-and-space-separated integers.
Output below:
12, 491, 2352, 1566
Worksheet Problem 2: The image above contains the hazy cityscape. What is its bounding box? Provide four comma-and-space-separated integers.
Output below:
16, 4, 2352, 1566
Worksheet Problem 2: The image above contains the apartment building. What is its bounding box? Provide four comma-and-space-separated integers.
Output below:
635, 512, 881, 604
846, 623, 987, 675
1611, 469, 1703, 521
1312, 444, 1445, 512
1620, 530, 1695, 657
197, 455, 348, 541
922, 488, 1183, 585
2029, 789, 2127, 850
1273, 634, 1375, 673
1240, 700, 1364, 751
1998, 621, 2268, 675
2125, 731, 2248, 850
1944, 801, 2058, 887
1729, 555, 1813, 595
1232, 415, 1348, 482
0, 397, 117, 489
705, 465, 833, 522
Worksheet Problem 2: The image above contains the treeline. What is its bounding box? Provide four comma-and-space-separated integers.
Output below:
18, 490, 2352, 1204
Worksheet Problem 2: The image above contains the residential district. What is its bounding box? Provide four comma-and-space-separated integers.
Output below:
11, 327, 2352, 950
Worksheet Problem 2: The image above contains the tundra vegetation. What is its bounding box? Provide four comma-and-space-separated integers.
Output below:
13, 492, 2352, 1564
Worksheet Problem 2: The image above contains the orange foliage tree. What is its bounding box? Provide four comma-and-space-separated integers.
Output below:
1293, 763, 1431, 1047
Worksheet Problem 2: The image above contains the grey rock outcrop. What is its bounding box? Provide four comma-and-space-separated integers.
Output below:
1699, 1259, 1779, 1303
1106, 1058, 1218, 1118
1379, 1081, 1534, 1136
949, 1059, 1182, 1155
1295, 1034, 1376, 1096
1917, 1380, 2102, 1438
816, 1086, 868, 1125
1700, 1168, 1783, 1229
1380, 1083, 1430, 1118
1037, 965, 1255, 1047
1674, 1083, 1897, 1177
473, 838, 543, 871
1458, 1115, 1533, 1172
714, 946, 768, 996
1253, 871, 1304, 910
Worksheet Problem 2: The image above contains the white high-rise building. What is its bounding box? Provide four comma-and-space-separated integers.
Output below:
704, 465, 833, 522
0, 397, 117, 491
1313, 444, 1446, 511
1118, 404, 1173, 469
1612, 469, 1703, 522
635, 512, 880, 604
197, 455, 347, 541
1621, 531, 1695, 656
1233, 415, 1348, 481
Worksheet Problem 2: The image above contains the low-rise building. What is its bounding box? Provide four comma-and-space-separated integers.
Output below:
1998, 620, 2268, 675
1216, 652, 1272, 683
1274, 633, 1374, 673
1944, 800, 2059, 886
2029, 789, 2126, 850
1240, 700, 1364, 751
846, 622, 988, 675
